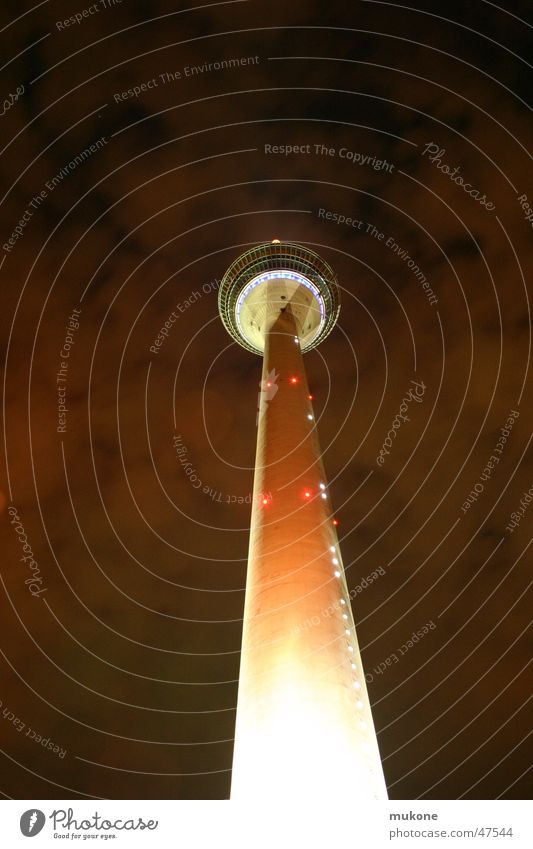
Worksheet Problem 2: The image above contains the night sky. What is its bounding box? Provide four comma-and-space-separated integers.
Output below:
0, 0, 531, 800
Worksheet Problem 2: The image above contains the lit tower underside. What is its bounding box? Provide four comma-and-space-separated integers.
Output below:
219, 242, 387, 801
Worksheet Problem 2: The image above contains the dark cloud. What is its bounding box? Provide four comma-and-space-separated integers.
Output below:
0, 0, 531, 802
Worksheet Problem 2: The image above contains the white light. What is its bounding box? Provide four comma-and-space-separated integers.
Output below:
345, 629, 350, 636
356, 700, 364, 709
329, 546, 335, 552
235, 269, 326, 346
342, 613, 348, 620
321, 493, 327, 499
319, 483, 326, 490
359, 720, 367, 729
354, 681, 361, 689
347, 645, 354, 653
230, 675, 386, 801
307, 414, 313, 420
334, 570, 341, 578
332, 557, 339, 565
351, 662, 356, 670
340, 599, 346, 605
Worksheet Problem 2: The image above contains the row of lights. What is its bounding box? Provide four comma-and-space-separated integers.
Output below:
297, 380, 339, 518
259, 481, 340, 517
266, 365, 371, 740
269, 374, 355, 709
330, 540, 368, 731
289, 375, 340, 518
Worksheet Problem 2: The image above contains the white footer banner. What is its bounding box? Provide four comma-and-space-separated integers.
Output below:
0, 800, 531, 848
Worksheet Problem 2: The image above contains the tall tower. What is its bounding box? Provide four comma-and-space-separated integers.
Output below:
218, 241, 387, 800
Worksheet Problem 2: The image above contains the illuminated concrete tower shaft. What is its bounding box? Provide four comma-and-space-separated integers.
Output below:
219, 242, 387, 800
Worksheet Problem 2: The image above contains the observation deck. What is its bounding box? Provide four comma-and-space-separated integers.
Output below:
218, 241, 340, 354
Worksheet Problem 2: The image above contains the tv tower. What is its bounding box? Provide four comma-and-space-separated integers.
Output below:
218, 241, 387, 800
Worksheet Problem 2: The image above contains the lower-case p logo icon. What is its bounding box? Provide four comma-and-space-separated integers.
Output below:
20, 810, 46, 837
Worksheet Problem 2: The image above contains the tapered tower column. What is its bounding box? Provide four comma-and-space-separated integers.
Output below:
218, 242, 387, 801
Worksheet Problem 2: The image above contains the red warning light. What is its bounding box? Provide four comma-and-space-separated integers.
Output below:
266, 381, 272, 388
262, 498, 269, 505
332, 518, 339, 526
289, 376, 299, 384
307, 393, 314, 400
304, 490, 312, 499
